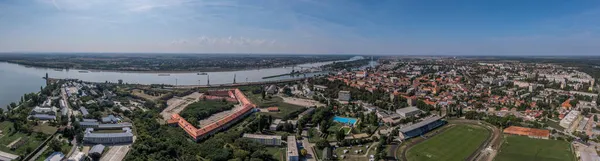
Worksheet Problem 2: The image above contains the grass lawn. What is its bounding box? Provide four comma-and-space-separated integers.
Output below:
334, 145, 368, 156
243, 89, 305, 119
265, 147, 284, 161
34, 141, 72, 161
263, 102, 306, 119
494, 135, 575, 161
0, 121, 50, 155
32, 124, 58, 135
545, 120, 565, 131
406, 125, 489, 161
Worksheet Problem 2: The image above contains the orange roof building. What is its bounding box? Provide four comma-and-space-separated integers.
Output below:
503, 126, 550, 139
562, 100, 572, 110
267, 107, 279, 112
168, 88, 257, 141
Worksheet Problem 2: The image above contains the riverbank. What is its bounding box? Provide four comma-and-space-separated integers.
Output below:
1, 59, 348, 74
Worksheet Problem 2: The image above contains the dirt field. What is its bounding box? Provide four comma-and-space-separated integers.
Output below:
100, 145, 130, 161
160, 92, 202, 120
280, 96, 325, 107
198, 104, 244, 127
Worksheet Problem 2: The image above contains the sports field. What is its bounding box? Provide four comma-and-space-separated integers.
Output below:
406, 125, 490, 161
494, 135, 575, 161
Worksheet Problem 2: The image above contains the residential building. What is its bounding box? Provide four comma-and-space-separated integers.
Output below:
101, 115, 119, 123
242, 134, 282, 146
338, 91, 351, 101
313, 85, 327, 91
80, 107, 89, 117
560, 110, 580, 129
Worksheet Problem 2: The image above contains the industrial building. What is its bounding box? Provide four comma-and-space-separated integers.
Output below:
83, 128, 133, 144
89, 144, 105, 156
31, 114, 56, 120
242, 134, 282, 146
398, 116, 446, 140
67, 151, 85, 161
338, 91, 351, 101
45, 152, 64, 161
286, 136, 299, 161
298, 108, 315, 119
395, 106, 422, 118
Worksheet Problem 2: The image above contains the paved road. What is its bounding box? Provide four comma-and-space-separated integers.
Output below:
301, 130, 316, 161
100, 145, 130, 161
60, 88, 73, 126
65, 138, 77, 158
28, 145, 48, 161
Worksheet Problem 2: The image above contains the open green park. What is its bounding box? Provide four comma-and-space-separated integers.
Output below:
494, 135, 575, 161
242, 87, 306, 119
406, 124, 490, 161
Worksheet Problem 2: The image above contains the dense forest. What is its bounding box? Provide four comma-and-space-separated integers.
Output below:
179, 100, 235, 127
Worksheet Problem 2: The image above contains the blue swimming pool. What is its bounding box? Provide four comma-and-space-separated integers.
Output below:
333, 116, 358, 125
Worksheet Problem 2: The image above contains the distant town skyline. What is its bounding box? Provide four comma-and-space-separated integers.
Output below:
1, 0, 600, 55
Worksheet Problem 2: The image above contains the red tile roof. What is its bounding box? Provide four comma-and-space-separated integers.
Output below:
503, 126, 550, 138
170, 88, 256, 140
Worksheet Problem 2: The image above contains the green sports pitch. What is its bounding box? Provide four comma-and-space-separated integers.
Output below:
406, 124, 490, 161
494, 135, 575, 161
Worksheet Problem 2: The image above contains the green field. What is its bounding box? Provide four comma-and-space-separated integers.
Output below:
0, 121, 50, 155
406, 125, 489, 161
242, 88, 305, 119
494, 135, 575, 161
265, 147, 284, 161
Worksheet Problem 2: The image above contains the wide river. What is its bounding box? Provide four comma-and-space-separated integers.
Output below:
0, 56, 374, 109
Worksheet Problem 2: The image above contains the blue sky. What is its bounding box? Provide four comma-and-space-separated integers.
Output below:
0, 0, 599, 55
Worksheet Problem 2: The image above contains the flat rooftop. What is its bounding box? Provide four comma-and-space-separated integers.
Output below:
243, 133, 281, 140
399, 116, 442, 133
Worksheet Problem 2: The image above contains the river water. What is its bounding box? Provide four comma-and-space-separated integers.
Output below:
0, 56, 370, 109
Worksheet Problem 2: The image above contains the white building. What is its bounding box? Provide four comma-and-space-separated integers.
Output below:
338, 91, 351, 101
286, 136, 299, 161
67, 152, 85, 161
560, 110, 580, 129
395, 106, 422, 118
242, 134, 282, 146
83, 128, 133, 144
